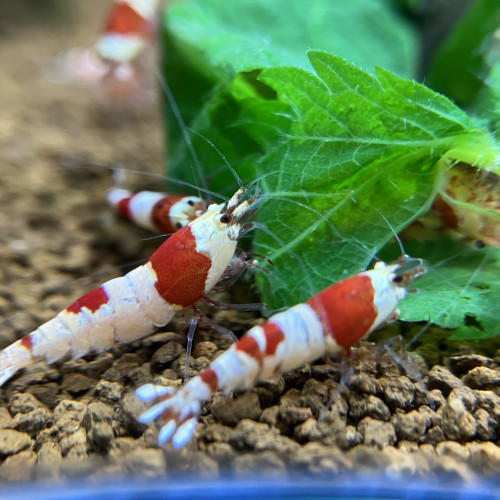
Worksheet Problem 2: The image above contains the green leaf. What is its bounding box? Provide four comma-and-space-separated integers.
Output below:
384, 239, 500, 340
160, 0, 500, 340
250, 52, 498, 313
165, 0, 417, 76
472, 39, 500, 136
162, 0, 419, 190
426, 0, 500, 107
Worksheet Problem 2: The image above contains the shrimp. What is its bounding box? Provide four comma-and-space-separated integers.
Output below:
406, 162, 500, 248
136, 254, 427, 448
107, 187, 208, 234
431, 162, 500, 247
45, 0, 159, 110
0, 187, 256, 386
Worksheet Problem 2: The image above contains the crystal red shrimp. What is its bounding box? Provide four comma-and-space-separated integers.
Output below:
46, 0, 159, 108
431, 162, 500, 247
98, 0, 158, 61
406, 161, 500, 248
0, 188, 255, 386
137, 255, 427, 448
107, 187, 209, 234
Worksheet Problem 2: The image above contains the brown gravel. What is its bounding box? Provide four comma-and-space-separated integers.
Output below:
1, 0, 500, 489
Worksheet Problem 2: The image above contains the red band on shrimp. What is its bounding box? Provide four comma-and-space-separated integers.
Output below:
20, 334, 33, 350
201, 368, 219, 393
66, 287, 110, 314
151, 195, 184, 234
307, 274, 377, 349
235, 335, 264, 365
106, 3, 151, 37
149, 226, 211, 307
432, 194, 459, 230
116, 196, 133, 220
262, 323, 285, 355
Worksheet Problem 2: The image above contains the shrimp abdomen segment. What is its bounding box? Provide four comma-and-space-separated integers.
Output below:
199, 303, 328, 394
306, 274, 378, 349
0, 264, 176, 385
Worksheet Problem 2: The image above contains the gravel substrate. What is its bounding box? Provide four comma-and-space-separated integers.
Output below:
0, 325, 500, 484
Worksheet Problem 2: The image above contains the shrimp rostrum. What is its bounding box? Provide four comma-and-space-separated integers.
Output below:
0, 187, 256, 386
137, 255, 427, 448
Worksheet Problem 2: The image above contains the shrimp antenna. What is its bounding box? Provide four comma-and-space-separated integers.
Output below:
108, 166, 229, 202
187, 128, 244, 189
246, 170, 279, 190
155, 68, 207, 197
376, 208, 407, 257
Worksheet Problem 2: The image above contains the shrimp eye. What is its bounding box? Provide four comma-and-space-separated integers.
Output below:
187, 200, 195, 206
220, 213, 232, 224
392, 275, 404, 284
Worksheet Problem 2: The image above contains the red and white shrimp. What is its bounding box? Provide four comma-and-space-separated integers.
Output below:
45, 0, 159, 109
0, 187, 255, 386
107, 187, 208, 234
431, 162, 500, 247
136, 254, 427, 448
407, 161, 500, 248
97, 0, 158, 63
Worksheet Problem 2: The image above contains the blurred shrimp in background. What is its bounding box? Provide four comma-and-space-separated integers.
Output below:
43, 0, 160, 114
